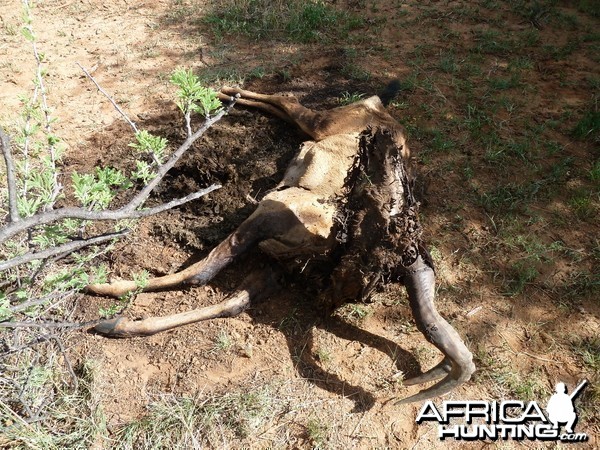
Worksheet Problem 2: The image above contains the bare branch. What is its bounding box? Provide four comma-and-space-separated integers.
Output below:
0, 128, 19, 222
0, 319, 97, 330
77, 62, 138, 133
8, 290, 77, 313
0, 230, 129, 271
184, 111, 192, 138
131, 185, 222, 216
123, 97, 238, 213
0, 183, 221, 243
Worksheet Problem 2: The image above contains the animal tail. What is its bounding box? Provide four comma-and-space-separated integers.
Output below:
377, 79, 402, 106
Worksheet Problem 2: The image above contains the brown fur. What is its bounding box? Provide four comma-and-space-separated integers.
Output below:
87, 87, 474, 404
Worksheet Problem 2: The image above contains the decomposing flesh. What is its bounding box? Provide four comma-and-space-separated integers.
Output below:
87, 87, 475, 403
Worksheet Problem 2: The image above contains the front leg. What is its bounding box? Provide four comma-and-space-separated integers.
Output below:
86, 205, 270, 297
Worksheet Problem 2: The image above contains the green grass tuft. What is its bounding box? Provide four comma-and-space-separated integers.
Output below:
204, 0, 363, 43
337, 91, 365, 106
571, 337, 600, 373
572, 110, 600, 140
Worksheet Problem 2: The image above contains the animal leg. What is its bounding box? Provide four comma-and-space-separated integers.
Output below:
219, 87, 404, 149
86, 208, 276, 298
217, 92, 295, 124
86, 238, 236, 297
220, 87, 325, 140
92, 267, 279, 337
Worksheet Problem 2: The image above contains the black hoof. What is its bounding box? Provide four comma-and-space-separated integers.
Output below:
92, 317, 127, 337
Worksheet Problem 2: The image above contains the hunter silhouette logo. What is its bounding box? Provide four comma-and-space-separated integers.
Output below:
416, 379, 590, 442
546, 380, 587, 435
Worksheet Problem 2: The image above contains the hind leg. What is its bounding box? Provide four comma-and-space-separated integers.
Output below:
219, 87, 398, 142
218, 91, 295, 124
219, 87, 326, 139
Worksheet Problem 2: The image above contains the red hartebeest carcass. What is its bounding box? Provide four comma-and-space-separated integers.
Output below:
86, 86, 475, 404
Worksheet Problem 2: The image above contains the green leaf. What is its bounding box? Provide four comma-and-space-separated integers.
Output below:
131, 160, 155, 183
170, 68, 222, 118
0, 293, 12, 321
133, 270, 150, 289
31, 225, 69, 249
129, 130, 168, 163
72, 168, 128, 210
21, 26, 35, 42
17, 195, 43, 217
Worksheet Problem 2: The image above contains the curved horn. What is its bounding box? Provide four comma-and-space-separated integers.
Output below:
397, 255, 475, 404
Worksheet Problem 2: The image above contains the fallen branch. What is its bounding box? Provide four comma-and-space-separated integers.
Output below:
0, 96, 238, 245
0, 230, 130, 271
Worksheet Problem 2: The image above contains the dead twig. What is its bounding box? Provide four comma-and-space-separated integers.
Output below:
49, 334, 78, 390
498, 332, 560, 365
8, 290, 77, 313
2, 378, 35, 419
77, 62, 138, 133
0, 319, 99, 330
0, 334, 54, 357
0, 230, 129, 271
409, 424, 434, 449
350, 410, 368, 437
0, 128, 19, 222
